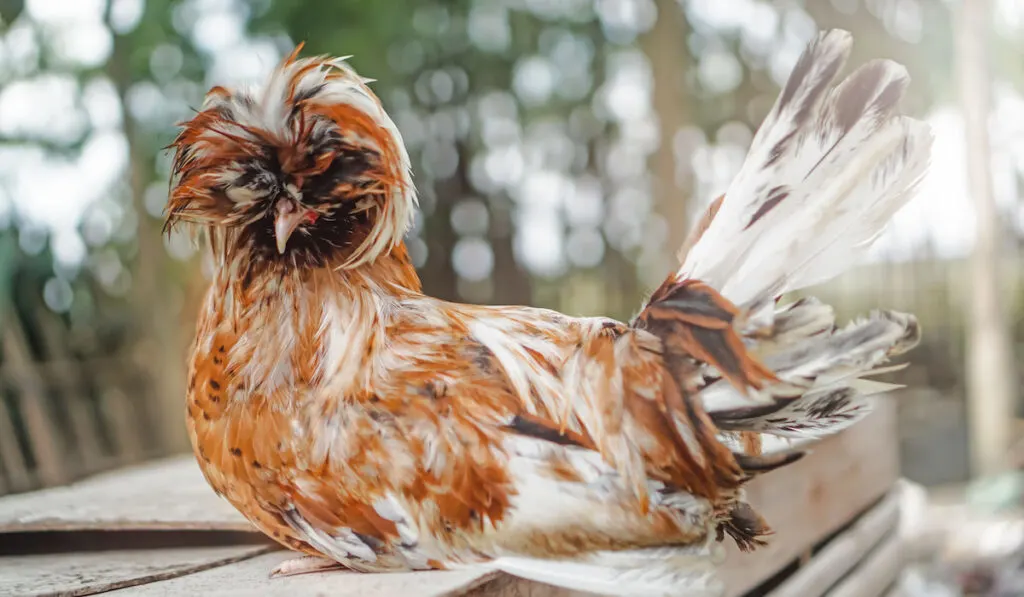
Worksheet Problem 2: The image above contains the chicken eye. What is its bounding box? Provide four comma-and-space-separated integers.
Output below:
225, 164, 279, 204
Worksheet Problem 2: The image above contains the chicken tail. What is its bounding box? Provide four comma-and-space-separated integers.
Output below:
635, 29, 929, 476
678, 29, 932, 309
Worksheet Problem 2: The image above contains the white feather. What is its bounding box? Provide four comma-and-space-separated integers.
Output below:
493, 436, 721, 593
667, 29, 929, 438
464, 435, 717, 595
702, 306, 905, 404
491, 550, 724, 597
679, 29, 932, 310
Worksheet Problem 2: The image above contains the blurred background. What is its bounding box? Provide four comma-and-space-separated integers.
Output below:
0, 0, 1023, 590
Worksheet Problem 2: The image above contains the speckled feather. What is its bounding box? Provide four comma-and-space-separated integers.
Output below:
171, 31, 929, 596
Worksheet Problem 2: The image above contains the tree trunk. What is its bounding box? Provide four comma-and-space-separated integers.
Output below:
107, 27, 190, 455
421, 146, 465, 303
958, 0, 1016, 476
641, 0, 691, 257
489, 197, 533, 307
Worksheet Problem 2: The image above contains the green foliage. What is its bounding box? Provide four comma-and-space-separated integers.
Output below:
0, 0, 22, 27
250, 0, 419, 87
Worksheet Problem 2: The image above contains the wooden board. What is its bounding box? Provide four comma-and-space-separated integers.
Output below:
0, 456, 251, 533
720, 398, 900, 596
0, 545, 269, 597
107, 551, 498, 597
770, 488, 901, 597
828, 532, 902, 597
461, 574, 586, 596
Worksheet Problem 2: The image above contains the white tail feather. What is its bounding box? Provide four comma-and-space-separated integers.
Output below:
679, 30, 932, 309
703, 306, 918, 437
678, 30, 929, 441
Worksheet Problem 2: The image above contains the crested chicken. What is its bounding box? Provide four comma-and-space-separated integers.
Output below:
167, 29, 930, 596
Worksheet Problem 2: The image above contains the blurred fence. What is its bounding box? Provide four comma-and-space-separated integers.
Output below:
0, 304, 158, 496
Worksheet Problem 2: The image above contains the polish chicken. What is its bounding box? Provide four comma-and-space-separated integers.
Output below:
166, 29, 930, 596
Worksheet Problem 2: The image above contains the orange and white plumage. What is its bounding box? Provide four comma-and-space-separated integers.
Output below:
167, 31, 929, 596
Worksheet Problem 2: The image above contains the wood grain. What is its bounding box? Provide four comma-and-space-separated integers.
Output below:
0, 456, 252, 533
0, 393, 31, 493
828, 532, 902, 597
461, 574, 588, 597
107, 551, 498, 597
0, 545, 269, 597
770, 488, 901, 597
2, 313, 65, 488
35, 312, 107, 474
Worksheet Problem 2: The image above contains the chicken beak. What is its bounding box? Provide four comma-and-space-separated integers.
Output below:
274, 199, 305, 254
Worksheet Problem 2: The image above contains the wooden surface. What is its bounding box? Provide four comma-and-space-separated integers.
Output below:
0, 400, 901, 596
0, 455, 250, 533
828, 532, 902, 597
0, 545, 270, 597
108, 551, 497, 597
770, 489, 901, 597
462, 574, 584, 597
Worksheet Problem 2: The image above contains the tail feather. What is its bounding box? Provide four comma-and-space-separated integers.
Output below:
760, 310, 914, 386
630, 34, 928, 566
643, 29, 927, 440
679, 29, 932, 310
620, 29, 928, 568
746, 296, 835, 350
634, 279, 777, 395
718, 386, 872, 438
702, 309, 918, 434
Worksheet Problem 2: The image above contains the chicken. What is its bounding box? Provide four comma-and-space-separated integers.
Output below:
165, 30, 930, 596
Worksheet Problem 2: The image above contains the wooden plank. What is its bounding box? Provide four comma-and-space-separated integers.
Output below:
98, 384, 147, 466
2, 313, 66, 487
35, 314, 107, 474
461, 574, 586, 596
720, 398, 900, 596
0, 455, 251, 533
769, 488, 901, 597
0, 544, 269, 597
827, 532, 902, 597
108, 551, 499, 597
0, 394, 32, 493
